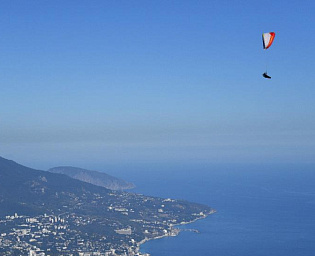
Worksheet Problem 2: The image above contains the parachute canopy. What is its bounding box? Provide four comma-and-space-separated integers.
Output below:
262, 32, 275, 49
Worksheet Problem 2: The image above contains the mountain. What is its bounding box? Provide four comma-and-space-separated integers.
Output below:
0, 156, 110, 217
0, 156, 213, 220
48, 166, 135, 190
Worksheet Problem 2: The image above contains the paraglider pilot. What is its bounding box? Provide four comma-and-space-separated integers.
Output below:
262, 72, 271, 79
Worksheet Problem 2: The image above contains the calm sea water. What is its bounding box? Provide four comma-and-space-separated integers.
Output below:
108, 163, 315, 256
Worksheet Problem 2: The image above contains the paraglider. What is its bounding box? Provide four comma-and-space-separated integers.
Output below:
262, 32, 275, 79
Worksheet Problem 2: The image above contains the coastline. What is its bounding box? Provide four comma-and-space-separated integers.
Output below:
135, 209, 216, 256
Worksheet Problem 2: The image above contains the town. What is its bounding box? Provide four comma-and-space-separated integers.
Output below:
0, 192, 212, 256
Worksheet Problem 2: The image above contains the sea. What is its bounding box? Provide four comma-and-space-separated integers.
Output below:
108, 163, 315, 256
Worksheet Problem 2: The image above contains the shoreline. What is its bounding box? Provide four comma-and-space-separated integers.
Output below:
135, 209, 216, 256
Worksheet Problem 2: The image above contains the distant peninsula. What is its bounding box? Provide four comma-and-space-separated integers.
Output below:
0, 156, 215, 256
49, 166, 135, 190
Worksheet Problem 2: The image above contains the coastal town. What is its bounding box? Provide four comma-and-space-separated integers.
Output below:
0, 194, 213, 256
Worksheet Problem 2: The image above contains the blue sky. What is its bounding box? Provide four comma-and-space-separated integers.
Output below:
0, 0, 315, 169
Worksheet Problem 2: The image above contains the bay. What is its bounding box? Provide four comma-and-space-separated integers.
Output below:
107, 163, 315, 256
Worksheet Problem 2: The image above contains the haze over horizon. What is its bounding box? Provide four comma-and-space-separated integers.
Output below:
1, 1, 315, 170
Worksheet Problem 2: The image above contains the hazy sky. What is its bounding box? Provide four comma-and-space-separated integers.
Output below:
1, 0, 315, 170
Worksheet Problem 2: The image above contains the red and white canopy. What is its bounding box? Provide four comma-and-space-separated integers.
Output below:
262, 32, 275, 49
